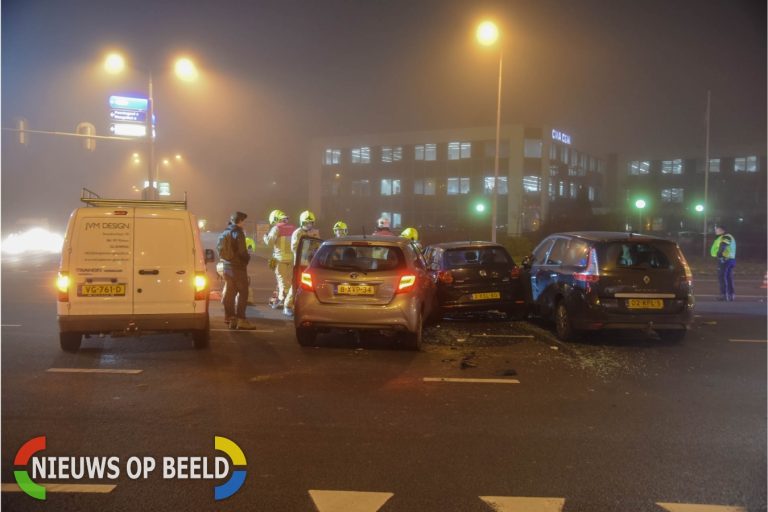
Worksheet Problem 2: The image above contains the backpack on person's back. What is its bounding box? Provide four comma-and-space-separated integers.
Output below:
217, 229, 237, 261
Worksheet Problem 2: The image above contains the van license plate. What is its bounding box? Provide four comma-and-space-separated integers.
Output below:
627, 299, 663, 309
337, 284, 375, 296
78, 284, 127, 297
471, 292, 501, 300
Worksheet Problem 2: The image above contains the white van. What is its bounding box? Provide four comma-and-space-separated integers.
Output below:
56, 196, 215, 351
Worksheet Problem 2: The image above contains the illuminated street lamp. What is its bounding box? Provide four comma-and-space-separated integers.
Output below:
103, 52, 198, 199
694, 204, 704, 213
476, 20, 502, 242
634, 198, 647, 233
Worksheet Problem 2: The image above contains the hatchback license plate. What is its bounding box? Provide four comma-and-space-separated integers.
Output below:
471, 292, 501, 300
337, 284, 375, 296
627, 298, 663, 309
78, 284, 126, 297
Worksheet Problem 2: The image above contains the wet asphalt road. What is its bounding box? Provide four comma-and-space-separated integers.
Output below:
1, 254, 766, 512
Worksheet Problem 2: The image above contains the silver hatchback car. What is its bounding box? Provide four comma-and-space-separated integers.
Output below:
293, 236, 436, 350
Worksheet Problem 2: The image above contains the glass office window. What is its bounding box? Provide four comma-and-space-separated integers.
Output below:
661, 188, 684, 203
351, 147, 371, 164
324, 148, 341, 165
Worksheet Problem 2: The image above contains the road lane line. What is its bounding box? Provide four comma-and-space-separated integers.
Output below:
1, 324, 22, 327
47, 368, 143, 374
423, 377, 520, 384
210, 329, 274, 333
1, 483, 116, 493
729, 339, 767, 343
656, 502, 746, 512
471, 334, 534, 338
309, 490, 393, 512
479, 496, 565, 511
696, 294, 765, 298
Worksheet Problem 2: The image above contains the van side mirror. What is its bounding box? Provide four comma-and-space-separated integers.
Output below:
204, 249, 216, 263
521, 255, 533, 269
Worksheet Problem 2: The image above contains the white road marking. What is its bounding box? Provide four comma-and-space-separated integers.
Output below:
47, 368, 143, 374
1, 483, 116, 493
423, 377, 520, 384
729, 339, 767, 343
480, 496, 565, 512
471, 334, 534, 339
309, 490, 393, 512
1, 324, 22, 327
697, 294, 765, 298
656, 502, 746, 512
210, 329, 274, 333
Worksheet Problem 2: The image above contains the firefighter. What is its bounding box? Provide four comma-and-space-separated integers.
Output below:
400, 227, 422, 253
263, 210, 295, 309
333, 221, 348, 238
283, 210, 320, 317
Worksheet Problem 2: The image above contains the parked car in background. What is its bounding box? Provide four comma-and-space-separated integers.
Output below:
423, 241, 526, 320
521, 232, 694, 342
293, 236, 436, 350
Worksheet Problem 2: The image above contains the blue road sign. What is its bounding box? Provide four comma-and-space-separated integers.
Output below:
109, 95, 148, 112
110, 109, 147, 122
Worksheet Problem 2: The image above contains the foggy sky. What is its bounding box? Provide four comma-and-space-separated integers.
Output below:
2, 0, 765, 231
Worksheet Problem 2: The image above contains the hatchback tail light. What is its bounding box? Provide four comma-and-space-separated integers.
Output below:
397, 274, 417, 293
437, 270, 453, 284
573, 248, 600, 283
509, 266, 521, 279
56, 272, 70, 302
194, 272, 208, 300
300, 272, 314, 291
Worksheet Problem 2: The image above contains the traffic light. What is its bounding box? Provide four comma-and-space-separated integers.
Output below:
76, 122, 96, 152
16, 118, 28, 145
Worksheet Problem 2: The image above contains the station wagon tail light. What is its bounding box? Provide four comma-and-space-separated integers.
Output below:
300, 272, 314, 291
509, 266, 521, 279
397, 274, 417, 293
56, 272, 70, 302
573, 248, 600, 283
194, 272, 208, 300
437, 270, 453, 284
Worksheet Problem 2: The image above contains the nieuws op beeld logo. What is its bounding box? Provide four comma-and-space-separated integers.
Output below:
13, 435, 247, 501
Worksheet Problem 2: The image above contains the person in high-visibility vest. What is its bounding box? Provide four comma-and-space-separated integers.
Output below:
710, 223, 736, 301
263, 210, 295, 309
283, 210, 320, 317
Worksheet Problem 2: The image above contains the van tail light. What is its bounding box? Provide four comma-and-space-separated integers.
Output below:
194, 272, 208, 300
509, 266, 521, 279
397, 274, 417, 293
56, 272, 70, 302
573, 248, 600, 283
437, 270, 453, 284
300, 272, 314, 291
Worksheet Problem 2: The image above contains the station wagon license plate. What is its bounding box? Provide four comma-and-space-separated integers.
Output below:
336, 284, 375, 296
626, 298, 664, 309
471, 292, 501, 300
78, 284, 126, 297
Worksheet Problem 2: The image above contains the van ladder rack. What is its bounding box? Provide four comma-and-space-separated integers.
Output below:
80, 188, 187, 209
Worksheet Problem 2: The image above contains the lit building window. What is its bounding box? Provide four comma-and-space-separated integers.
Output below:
661, 159, 683, 174
549, 181, 556, 200
549, 144, 557, 160
570, 183, 577, 198
522, 175, 540, 193
380, 179, 401, 196
324, 148, 341, 165
588, 186, 596, 201
629, 161, 651, 175
561, 147, 569, 164
484, 176, 508, 195
734, 156, 758, 172
589, 156, 596, 172
524, 139, 542, 158
351, 179, 371, 196
549, 165, 558, 177
379, 212, 402, 229
448, 141, 472, 160
559, 181, 565, 197
351, 147, 371, 164
415, 143, 437, 161
414, 178, 436, 195
447, 177, 470, 195
708, 158, 720, 173
661, 188, 684, 203
381, 146, 403, 163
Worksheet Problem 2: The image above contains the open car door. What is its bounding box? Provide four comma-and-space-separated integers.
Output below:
292, 235, 324, 288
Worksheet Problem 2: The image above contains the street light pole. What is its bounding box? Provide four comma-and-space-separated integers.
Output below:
145, 73, 156, 200
491, 48, 503, 243
702, 90, 711, 257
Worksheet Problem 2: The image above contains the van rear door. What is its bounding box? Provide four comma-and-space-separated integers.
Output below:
68, 208, 134, 316
133, 212, 195, 315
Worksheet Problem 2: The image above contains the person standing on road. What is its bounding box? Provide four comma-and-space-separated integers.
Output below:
218, 211, 257, 329
372, 216, 396, 236
710, 223, 737, 301
283, 210, 320, 317
263, 210, 295, 309
400, 227, 422, 253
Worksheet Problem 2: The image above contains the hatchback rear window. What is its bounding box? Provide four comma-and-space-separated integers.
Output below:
313, 244, 406, 272
599, 241, 679, 271
444, 247, 511, 268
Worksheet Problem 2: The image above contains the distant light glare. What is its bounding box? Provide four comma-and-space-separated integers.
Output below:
476, 21, 499, 46
2, 228, 64, 255
175, 57, 199, 82
694, 204, 704, 212
104, 53, 125, 74
475, 203, 486, 213
635, 199, 647, 209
